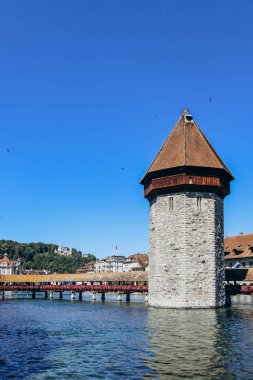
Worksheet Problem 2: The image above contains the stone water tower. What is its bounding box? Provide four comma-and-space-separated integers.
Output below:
141, 110, 234, 308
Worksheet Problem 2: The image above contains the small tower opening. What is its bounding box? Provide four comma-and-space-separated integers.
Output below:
185, 114, 193, 123
182, 108, 194, 123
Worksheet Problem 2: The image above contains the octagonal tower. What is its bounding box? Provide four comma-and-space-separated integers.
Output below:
141, 110, 234, 308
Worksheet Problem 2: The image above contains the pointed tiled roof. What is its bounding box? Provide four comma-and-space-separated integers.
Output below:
142, 110, 234, 181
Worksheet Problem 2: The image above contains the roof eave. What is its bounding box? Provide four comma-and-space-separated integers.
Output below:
140, 165, 234, 185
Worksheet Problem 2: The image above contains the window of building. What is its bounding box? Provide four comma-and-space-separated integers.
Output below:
229, 263, 233, 268
169, 197, 173, 211
249, 261, 253, 267
242, 262, 246, 267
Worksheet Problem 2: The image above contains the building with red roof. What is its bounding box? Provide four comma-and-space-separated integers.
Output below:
0, 254, 20, 275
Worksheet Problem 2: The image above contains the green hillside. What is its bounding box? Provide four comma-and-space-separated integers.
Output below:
0, 240, 96, 273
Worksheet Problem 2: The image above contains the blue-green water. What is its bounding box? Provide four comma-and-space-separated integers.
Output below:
1, 297, 253, 379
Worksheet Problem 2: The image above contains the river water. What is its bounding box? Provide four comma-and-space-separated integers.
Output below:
1, 296, 253, 380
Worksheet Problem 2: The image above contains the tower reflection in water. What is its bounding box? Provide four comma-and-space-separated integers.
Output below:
145, 306, 253, 379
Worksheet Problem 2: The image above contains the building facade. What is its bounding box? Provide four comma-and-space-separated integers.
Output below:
94, 256, 126, 273
141, 109, 234, 308
87, 254, 149, 274
123, 254, 149, 272
0, 254, 20, 275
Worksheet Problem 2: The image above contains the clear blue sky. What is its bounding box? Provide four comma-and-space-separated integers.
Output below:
0, 0, 252, 257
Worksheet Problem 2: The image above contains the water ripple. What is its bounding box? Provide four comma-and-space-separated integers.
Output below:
0, 299, 253, 379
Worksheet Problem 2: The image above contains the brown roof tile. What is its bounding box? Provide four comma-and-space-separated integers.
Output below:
128, 254, 149, 268
224, 233, 253, 259
0, 257, 14, 267
141, 110, 234, 181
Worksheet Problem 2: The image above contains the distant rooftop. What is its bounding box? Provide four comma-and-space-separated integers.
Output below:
224, 233, 253, 259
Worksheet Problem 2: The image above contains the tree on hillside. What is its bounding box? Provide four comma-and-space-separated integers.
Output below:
0, 240, 96, 273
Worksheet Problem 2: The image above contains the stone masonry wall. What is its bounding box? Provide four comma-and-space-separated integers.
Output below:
148, 192, 225, 308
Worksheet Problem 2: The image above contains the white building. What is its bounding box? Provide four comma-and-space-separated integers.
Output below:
123, 254, 149, 272
94, 259, 111, 273
55, 243, 72, 256
94, 255, 126, 273
0, 254, 20, 275
93, 254, 149, 273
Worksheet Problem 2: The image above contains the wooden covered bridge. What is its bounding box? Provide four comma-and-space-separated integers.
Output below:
0, 272, 148, 301
1, 269, 253, 301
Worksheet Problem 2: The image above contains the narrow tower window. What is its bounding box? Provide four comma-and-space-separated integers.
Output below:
169, 197, 173, 211
197, 197, 202, 210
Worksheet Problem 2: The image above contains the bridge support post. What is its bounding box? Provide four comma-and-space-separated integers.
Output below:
71, 291, 75, 300
101, 292, 105, 302
45, 291, 48, 299
50, 291, 54, 299
79, 291, 82, 301
92, 292, 96, 300
126, 293, 130, 302
27, 291, 29, 298
145, 293, 148, 302
117, 293, 122, 302
1, 291, 4, 300
32, 291, 36, 299
225, 295, 231, 307
59, 291, 63, 300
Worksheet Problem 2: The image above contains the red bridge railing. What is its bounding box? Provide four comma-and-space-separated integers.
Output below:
0, 284, 148, 293
3, 284, 252, 295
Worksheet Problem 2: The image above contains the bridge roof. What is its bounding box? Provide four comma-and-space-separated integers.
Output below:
0, 272, 148, 283
2, 269, 250, 284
